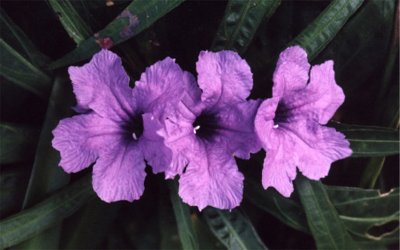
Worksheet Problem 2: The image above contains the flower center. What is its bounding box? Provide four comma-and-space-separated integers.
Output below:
273, 101, 290, 127
123, 113, 144, 141
192, 112, 219, 140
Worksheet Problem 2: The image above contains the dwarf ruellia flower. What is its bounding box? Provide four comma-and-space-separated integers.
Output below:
52, 49, 193, 202
254, 46, 352, 197
159, 51, 261, 210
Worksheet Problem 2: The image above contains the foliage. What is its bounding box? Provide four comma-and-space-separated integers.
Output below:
0, 0, 398, 249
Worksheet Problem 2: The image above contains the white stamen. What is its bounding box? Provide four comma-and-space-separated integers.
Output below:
273, 124, 279, 129
132, 133, 137, 140
193, 125, 200, 134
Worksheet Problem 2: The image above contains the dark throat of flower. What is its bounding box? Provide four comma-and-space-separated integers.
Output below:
123, 113, 144, 141
273, 101, 290, 128
192, 112, 220, 141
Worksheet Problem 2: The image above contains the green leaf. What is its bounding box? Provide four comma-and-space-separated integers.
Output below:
327, 186, 399, 246
244, 179, 309, 233
292, 0, 364, 60
159, 184, 182, 250
0, 8, 49, 67
359, 157, 386, 189
49, 0, 185, 69
22, 76, 74, 208
168, 181, 199, 250
17, 76, 74, 249
0, 123, 39, 164
0, 39, 52, 98
246, 173, 399, 247
212, 0, 281, 54
48, 0, 93, 44
0, 175, 93, 249
320, 0, 395, 93
61, 199, 121, 249
0, 166, 30, 219
333, 123, 399, 157
203, 208, 267, 250
295, 177, 358, 249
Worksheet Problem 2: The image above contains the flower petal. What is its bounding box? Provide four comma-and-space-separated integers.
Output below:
179, 147, 244, 210
254, 98, 280, 149
255, 97, 351, 196
272, 46, 310, 97
262, 146, 297, 197
140, 113, 173, 174
159, 95, 203, 178
279, 61, 345, 125
52, 113, 122, 173
304, 60, 345, 124
216, 99, 262, 159
68, 49, 135, 121
196, 50, 252, 106
288, 120, 352, 179
92, 142, 146, 202
134, 57, 200, 112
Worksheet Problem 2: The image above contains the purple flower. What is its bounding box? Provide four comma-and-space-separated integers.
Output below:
254, 46, 352, 197
52, 49, 194, 202
159, 51, 261, 210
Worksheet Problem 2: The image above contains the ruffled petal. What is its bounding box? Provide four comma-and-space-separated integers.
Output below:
134, 57, 200, 113
255, 98, 351, 196
272, 46, 310, 97
68, 49, 135, 121
279, 61, 345, 125
196, 50, 252, 107
179, 146, 244, 210
285, 120, 352, 180
216, 99, 262, 159
52, 113, 122, 173
140, 113, 172, 174
262, 145, 297, 197
92, 142, 146, 202
159, 99, 200, 178
254, 98, 280, 149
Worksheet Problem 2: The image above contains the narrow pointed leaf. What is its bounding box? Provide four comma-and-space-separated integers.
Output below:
17, 76, 74, 249
49, 0, 184, 69
22, 76, 74, 208
292, 0, 364, 60
159, 184, 182, 250
168, 181, 199, 250
61, 199, 121, 249
0, 8, 49, 67
0, 175, 93, 249
333, 123, 399, 157
0, 123, 39, 164
244, 179, 309, 233
0, 166, 30, 219
295, 177, 358, 249
212, 0, 281, 54
327, 186, 399, 245
203, 208, 267, 250
0, 39, 51, 98
48, 0, 92, 44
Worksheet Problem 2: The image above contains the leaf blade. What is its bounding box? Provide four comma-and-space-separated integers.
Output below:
0, 175, 93, 249
203, 208, 267, 250
48, 0, 93, 44
333, 123, 399, 157
0, 123, 39, 164
168, 181, 199, 250
0, 39, 52, 98
49, 0, 184, 69
292, 0, 364, 60
295, 177, 358, 249
212, 0, 281, 54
